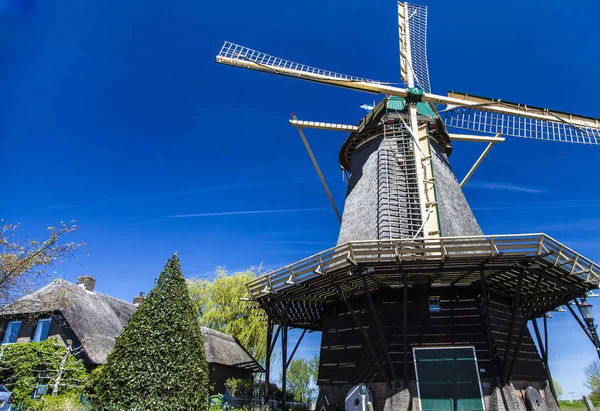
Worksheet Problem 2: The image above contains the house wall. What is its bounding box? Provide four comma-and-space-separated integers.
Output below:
209, 363, 252, 395
1, 315, 85, 363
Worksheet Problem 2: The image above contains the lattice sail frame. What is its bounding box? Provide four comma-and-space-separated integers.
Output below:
442, 92, 600, 145
444, 105, 600, 145
217, 41, 382, 85
216, 41, 600, 146
398, 2, 431, 93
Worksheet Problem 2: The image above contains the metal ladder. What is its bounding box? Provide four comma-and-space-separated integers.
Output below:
377, 122, 422, 239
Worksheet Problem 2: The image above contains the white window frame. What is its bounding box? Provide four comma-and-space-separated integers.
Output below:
33, 318, 52, 342
2, 320, 23, 345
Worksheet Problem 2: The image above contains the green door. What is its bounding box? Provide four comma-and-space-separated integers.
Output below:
414, 347, 485, 411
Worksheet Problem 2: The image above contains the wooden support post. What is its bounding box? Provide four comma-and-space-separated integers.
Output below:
502, 266, 524, 383
533, 318, 558, 402
362, 276, 399, 389
269, 324, 282, 355
507, 273, 543, 381
479, 268, 499, 382
403, 270, 409, 388
282, 324, 288, 411
286, 329, 307, 370
459, 141, 497, 188
264, 309, 273, 403
291, 113, 342, 223
336, 285, 392, 388
544, 314, 549, 366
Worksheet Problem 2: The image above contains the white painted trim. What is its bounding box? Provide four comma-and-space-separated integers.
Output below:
449, 134, 505, 143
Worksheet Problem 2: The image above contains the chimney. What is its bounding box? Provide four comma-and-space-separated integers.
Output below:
133, 292, 145, 306
77, 276, 96, 292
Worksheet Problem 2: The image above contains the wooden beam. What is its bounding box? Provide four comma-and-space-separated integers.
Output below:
533, 318, 558, 402
449, 133, 506, 143
264, 308, 274, 403
281, 324, 288, 411
502, 266, 524, 383
507, 273, 543, 380
291, 113, 342, 223
336, 285, 392, 389
480, 268, 500, 381
362, 276, 399, 389
403, 270, 409, 387
460, 139, 498, 188
289, 118, 358, 132
285, 329, 307, 370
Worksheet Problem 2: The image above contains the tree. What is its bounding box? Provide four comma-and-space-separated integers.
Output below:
286, 357, 319, 403
309, 355, 319, 386
90, 254, 209, 410
0, 220, 83, 305
585, 361, 600, 393
188, 267, 267, 363
553, 379, 563, 399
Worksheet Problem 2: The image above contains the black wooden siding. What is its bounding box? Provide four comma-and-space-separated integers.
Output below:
318, 286, 546, 385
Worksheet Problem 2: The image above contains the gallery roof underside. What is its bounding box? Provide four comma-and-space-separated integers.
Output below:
245, 234, 600, 329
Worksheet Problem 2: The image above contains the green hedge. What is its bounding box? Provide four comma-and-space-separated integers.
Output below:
0, 339, 87, 405
88, 254, 209, 410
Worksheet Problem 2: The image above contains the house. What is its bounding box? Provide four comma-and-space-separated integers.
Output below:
0, 276, 263, 392
202, 327, 264, 394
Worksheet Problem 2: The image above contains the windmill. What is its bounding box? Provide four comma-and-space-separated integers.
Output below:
215, 3, 600, 411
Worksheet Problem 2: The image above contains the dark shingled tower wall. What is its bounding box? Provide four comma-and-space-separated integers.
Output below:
336, 137, 382, 244
430, 140, 483, 237
337, 110, 482, 244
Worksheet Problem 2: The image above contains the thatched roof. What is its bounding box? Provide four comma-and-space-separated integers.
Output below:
0, 279, 136, 365
0, 280, 264, 373
201, 327, 264, 372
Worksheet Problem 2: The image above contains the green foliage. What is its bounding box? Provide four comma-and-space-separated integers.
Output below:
188, 267, 267, 363
0, 221, 84, 305
224, 378, 257, 397
591, 391, 600, 405
90, 254, 209, 411
286, 357, 318, 403
309, 355, 319, 387
558, 399, 586, 409
559, 398, 600, 409
225, 377, 243, 397
552, 379, 563, 399
82, 365, 103, 401
26, 392, 86, 411
585, 361, 600, 393
0, 339, 87, 404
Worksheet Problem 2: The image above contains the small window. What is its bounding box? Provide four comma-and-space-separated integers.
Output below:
429, 296, 441, 313
33, 318, 52, 342
32, 372, 50, 399
3, 321, 22, 344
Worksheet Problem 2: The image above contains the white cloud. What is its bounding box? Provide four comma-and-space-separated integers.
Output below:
169, 208, 330, 218
466, 181, 546, 193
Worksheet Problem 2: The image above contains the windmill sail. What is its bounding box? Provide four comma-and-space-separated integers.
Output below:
216, 41, 384, 88
216, 43, 600, 146
398, 2, 431, 93
443, 91, 600, 145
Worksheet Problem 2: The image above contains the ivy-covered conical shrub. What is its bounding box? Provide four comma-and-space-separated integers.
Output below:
92, 254, 208, 410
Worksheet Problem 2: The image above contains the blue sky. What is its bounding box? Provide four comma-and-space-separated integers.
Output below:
2, 0, 600, 399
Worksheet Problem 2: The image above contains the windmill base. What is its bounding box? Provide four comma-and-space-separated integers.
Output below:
316, 380, 559, 411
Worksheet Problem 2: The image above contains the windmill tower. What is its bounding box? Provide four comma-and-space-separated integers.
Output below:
216, 3, 600, 411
